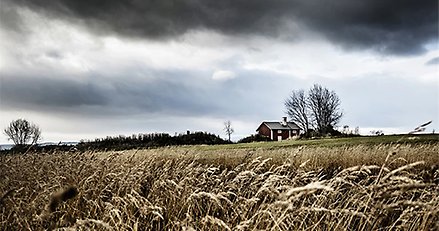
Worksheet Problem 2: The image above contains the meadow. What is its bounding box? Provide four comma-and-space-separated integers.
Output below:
1, 135, 438, 230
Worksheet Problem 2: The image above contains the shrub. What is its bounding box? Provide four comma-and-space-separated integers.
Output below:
238, 134, 272, 143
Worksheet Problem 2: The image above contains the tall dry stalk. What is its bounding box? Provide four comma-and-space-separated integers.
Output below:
0, 143, 438, 230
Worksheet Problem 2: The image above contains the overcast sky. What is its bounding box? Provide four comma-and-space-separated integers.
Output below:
0, 0, 438, 143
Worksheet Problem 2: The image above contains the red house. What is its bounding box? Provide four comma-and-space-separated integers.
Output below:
256, 117, 301, 141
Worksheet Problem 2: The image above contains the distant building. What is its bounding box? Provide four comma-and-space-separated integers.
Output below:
256, 117, 301, 141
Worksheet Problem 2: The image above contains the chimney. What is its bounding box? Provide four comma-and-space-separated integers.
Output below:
281, 117, 287, 126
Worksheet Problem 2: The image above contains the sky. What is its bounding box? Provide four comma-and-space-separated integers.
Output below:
0, 0, 438, 143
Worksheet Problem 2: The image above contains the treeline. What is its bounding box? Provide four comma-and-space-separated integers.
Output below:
1, 132, 232, 154
77, 132, 231, 151
2, 144, 76, 154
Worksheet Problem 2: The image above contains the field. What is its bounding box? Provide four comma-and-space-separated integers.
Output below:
1, 135, 438, 230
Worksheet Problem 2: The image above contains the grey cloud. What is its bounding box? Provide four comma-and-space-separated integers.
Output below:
0, 68, 301, 121
426, 57, 439, 65
4, 0, 437, 55
0, 75, 108, 108
45, 51, 63, 59
0, 3, 26, 33
0, 72, 230, 117
107, 75, 220, 116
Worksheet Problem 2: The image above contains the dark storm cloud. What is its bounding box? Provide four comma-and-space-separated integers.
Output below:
295, 1, 438, 55
3, 0, 437, 55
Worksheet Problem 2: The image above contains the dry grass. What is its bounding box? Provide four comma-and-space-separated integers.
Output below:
1, 143, 438, 230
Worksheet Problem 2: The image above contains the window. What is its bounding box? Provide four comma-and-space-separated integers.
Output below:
277, 130, 282, 134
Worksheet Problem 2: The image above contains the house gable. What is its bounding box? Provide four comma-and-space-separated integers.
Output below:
256, 123, 272, 138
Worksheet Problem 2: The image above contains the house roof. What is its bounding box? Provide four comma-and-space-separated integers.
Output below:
256, 121, 301, 131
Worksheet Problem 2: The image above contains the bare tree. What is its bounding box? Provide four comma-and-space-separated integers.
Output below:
284, 84, 343, 135
284, 89, 310, 133
308, 84, 343, 134
4, 119, 41, 146
354, 126, 360, 135
223, 120, 234, 142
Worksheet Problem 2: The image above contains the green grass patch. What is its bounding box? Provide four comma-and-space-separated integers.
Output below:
194, 134, 439, 151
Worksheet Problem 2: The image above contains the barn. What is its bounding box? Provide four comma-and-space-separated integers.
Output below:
256, 117, 301, 141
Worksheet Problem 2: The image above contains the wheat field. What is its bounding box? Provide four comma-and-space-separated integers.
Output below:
1, 143, 438, 230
